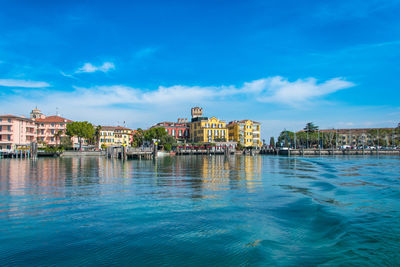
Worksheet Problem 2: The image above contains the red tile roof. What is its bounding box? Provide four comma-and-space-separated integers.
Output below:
35, 116, 73, 123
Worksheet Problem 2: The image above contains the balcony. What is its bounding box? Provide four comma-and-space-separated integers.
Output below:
0, 130, 12, 134
0, 139, 13, 144
0, 121, 13, 126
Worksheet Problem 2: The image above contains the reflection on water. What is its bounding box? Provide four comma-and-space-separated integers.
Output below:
0, 155, 400, 265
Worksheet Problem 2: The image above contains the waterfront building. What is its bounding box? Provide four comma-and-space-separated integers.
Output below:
190, 116, 228, 143
99, 126, 117, 148
33, 114, 73, 146
151, 118, 190, 141
227, 120, 262, 147
114, 127, 133, 146
0, 115, 37, 152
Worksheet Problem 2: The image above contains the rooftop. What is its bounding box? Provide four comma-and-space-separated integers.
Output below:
35, 115, 73, 123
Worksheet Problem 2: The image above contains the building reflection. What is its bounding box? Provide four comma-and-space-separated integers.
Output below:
0, 155, 264, 207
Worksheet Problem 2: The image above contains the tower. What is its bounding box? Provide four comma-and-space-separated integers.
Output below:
191, 107, 203, 119
30, 107, 45, 120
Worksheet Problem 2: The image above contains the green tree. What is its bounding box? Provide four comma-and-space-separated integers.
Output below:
163, 143, 172, 152
304, 122, 319, 133
278, 130, 294, 147
60, 136, 73, 149
93, 125, 102, 147
269, 137, 275, 147
144, 127, 168, 142
54, 130, 63, 147
66, 121, 95, 150
131, 128, 145, 147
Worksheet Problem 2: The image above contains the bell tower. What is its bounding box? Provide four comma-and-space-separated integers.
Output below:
30, 107, 45, 120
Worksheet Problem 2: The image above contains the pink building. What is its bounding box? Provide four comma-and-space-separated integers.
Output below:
0, 115, 37, 152
151, 118, 190, 141
30, 108, 74, 146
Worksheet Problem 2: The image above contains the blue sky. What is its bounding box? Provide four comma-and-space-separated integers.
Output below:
0, 0, 399, 139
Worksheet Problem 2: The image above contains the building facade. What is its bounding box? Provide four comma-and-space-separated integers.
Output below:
227, 120, 262, 147
0, 115, 37, 152
114, 127, 133, 146
99, 126, 116, 148
151, 118, 190, 141
34, 116, 73, 145
190, 116, 228, 143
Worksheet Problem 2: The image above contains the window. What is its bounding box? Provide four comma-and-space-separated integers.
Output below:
7, 136, 11, 141
51, 123, 55, 127
218, 124, 222, 128
60, 124, 64, 127
179, 130, 182, 136
172, 129, 175, 136
8, 119, 11, 122
51, 137, 54, 142
208, 130, 212, 136
0, 126, 2, 131
215, 130, 218, 136
221, 130, 225, 136
51, 130, 54, 134
212, 123, 216, 128
7, 126, 11, 131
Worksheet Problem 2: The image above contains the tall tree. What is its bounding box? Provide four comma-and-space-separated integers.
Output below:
66, 121, 95, 150
132, 128, 145, 147
304, 122, 319, 133
269, 137, 275, 148
94, 125, 102, 147
54, 130, 63, 147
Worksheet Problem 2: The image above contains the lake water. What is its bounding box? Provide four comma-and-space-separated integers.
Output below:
0, 155, 399, 266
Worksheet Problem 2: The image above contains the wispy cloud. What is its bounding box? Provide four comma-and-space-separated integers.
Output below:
0, 76, 353, 108
135, 47, 158, 58
254, 77, 355, 106
60, 71, 77, 79
75, 62, 115, 73
0, 79, 50, 88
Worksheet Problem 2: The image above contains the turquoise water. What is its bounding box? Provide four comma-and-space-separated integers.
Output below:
0, 155, 400, 266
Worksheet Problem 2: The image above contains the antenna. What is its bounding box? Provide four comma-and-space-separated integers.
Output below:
56, 107, 59, 116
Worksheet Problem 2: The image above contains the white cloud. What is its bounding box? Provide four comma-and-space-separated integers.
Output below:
0, 79, 50, 88
253, 76, 355, 106
75, 62, 115, 73
0, 76, 360, 137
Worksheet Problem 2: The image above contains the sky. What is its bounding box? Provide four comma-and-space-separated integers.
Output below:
0, 0, 399, 139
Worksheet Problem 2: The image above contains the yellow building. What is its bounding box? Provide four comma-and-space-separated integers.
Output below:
99, 126, 117, 149
227, 120, 262, 147
190, 116, 228, 143
99, 126, 133, 148
114, 127, 133, 146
